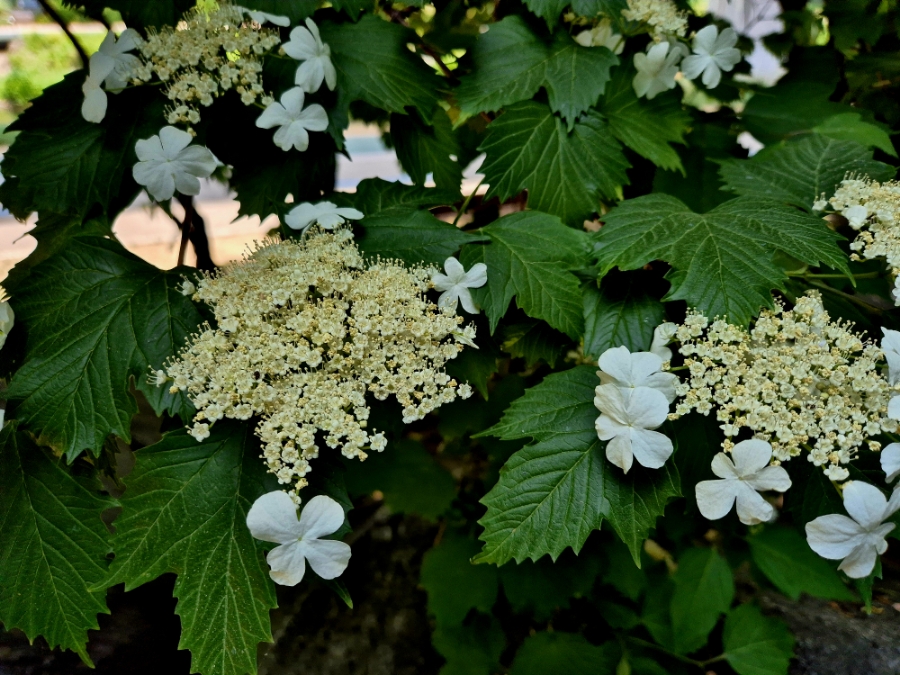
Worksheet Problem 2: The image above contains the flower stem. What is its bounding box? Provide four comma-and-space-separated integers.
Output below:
453, 177, 485, 227
624, 637, 706, 668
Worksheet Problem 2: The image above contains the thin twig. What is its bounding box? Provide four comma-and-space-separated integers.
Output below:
36, 0, 89, 68
452, 176, 485, 227
176, 198, 195, 267
384, 5, 456, 81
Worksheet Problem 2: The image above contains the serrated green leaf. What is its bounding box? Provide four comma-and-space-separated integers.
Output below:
595, 195, 850, 325
570, 0, 628, 17
501, 320, 569, 367
0, 74, 164, 220
521, 0, 568, 23
456, 18, 617, 125
0, 424, 114, 664
446, 339, 500, 400
345, 439, 457, 521
6, 237, 204, 460
320, 17, 439, 125
748, 526, 855, 601
499, 550, 602, 620
358, 209, 486, 266
78, 0, 195, 27
813, 113, 897, 156
476, 367, 679, 565
599, 66, 689, 173
719, 135, 895, 210
480, 365, 598, 442
475, 433, 609, 564
392, 109, 463, 191
742, 81, 846, 144
461, 211, 590, 336
509, 633, 620, 675
582, 281, 665, 361
723, 604, 794, 675
421, 531, 499, 625
478, 101, 629, 226
329, 0, 371, 18
347, 178, 461, 215
104, 423, 277, 675
432, 613, 505, 675
670, 548, 735, 654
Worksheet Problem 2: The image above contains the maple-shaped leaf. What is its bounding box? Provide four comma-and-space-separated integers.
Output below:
5, 237, 203, 460
478, 101, 629, 226
594, 195, 850, 325
0, 424, 114, 664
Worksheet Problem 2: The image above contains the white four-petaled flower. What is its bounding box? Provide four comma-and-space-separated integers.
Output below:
806, 481, 900, 578
132, 126, 217, 201
282, 19, 337, 93
649, 322, 678, 364
597, 345, 677, 403
632, 41, 683, 99
246, 491, 351, 586
882, 443, 900, 483
695, 439, 791, 525
881, 328, 900, 385
81, 55, 115, 123
430, 257, 487, 314
574, 19, 625, 54
681, 25, 741, 89
256, 87, 329, 152
0, 300, 14, 351
284, 201, 364, 232
594, 383, 673, 473
95, 29, 142, 91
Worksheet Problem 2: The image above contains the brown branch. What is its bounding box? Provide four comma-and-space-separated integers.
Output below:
36, 0, 89, 68
176, 197, 194, 267
384, 5, 457, 82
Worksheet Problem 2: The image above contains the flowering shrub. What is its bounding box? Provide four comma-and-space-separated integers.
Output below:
0, 0, 899, 674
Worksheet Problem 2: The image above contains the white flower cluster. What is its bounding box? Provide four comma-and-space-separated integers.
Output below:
160, 229, 474, 497
621, 0, 688, 38
824, 176, 900, 305
672, 292, 900, 482
593, 332, 678, 474
131, 4, 282, 125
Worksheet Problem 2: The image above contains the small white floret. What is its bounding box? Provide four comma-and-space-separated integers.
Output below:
246, 491, 351, 586
284, 201, 364, 232
430, 257, 487, 314
695, 439, 791, 525
806, 481, 900, 578
256, 86, 329, 152
681, 25, 741, 89
632, 41, 683, 99
132, 126, 217, 201
594, 384, 672, 473
282, 19, 337, 93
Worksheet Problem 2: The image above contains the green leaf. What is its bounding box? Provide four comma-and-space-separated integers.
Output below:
476, 432, 608, 564
582, 280, 665, 361
358, 209, 486, 266
78, 0, 195, 28
0, 74, 164, 220
0, 424, 114, 664
420, 531, 499, 625
104, 423, 277, 675
446, 342, 500, 400
813, 113, 897, 157
501, 320, 569, 367
499, 550, 601, 620
320, 17, 438, 124
476, 367, 679, 565
479, 365, 599, 443
723, 604, 794, 675
599, 66, 689, 173
461, 211, 590, 336
670, 548, 735, 654
329, 0, 371, 19
594, 195, 850, 325
741, 81, 846, 144
747, 526, 855, 601
521, 0, 568, 23
345, 439, 457, 521
719, 135, 895, 210
6, 237, 204, 460
456, 17, 617, 125
432, 614, 505, 675
509, 633, 620, 675
392, 109, 464, 191
478, 102, 630, 226
348, 178, 461, 215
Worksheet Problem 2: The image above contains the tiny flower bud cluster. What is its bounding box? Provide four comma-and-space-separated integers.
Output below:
672, 292, 899, 481
130, 4, 281, 126
163, 229, 473, 497
621, 0, 688, 39
826, 176, 900, 304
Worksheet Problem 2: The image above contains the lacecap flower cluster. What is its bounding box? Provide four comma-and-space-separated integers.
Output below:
160, 229, 474, 498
